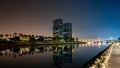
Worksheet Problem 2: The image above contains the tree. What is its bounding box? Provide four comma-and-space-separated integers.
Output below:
53, 35, 59, 42
37, 36, 44, 42
13, 32, 17, 37
35, 35, 39, 40
0, 34, 4, 40
10, 36, 20, 44
5, 34, 9, 40
9, 34, 12, 38
29, 35, 35, 44
19, 33, 23, 40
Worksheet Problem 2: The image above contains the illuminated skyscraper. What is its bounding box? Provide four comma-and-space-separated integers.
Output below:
53, 19, 72, 41
53, 19, 63, 38
63, 23, 72, 40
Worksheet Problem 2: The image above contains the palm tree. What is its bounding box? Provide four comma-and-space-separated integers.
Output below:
0, 34, 4, 40
35, 35, 39, 40
13, 32, 17, 38
19, 33, 23, 37
19, 33, 23, 40
28, 34, 31, 38
5, 34, 9, 40
9, 34, 12, 38
31, 35, 34, 37
8, 34, 12, 43
38, 35, 44, 42
44, 36, 47, 40
29, 35, 35, 44
13, 32, 19, 44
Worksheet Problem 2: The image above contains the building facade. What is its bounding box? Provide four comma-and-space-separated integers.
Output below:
53, 19, 63, 38
63, 23, 72, 40
53, 19, 72, 41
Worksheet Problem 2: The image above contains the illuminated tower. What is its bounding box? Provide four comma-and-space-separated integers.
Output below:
63, 23, 72, 41
53, 19, 63, 38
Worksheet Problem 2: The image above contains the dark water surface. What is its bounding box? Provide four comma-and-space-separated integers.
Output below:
0, 44, 109, 68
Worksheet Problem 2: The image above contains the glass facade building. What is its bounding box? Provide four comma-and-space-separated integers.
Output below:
53, 19, 72, 40
53, 19, 63, 38
63, 23, 72, 39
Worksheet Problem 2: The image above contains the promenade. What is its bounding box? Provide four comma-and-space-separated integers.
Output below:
107, 44, 120, 68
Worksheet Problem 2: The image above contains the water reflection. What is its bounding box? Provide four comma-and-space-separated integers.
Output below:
0, 46, 52, 58
53, 45, 73, 68
0, 44, 103, 58
0, 44, 108, 68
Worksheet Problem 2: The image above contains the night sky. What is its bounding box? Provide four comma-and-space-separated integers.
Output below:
0, 0, 120, 40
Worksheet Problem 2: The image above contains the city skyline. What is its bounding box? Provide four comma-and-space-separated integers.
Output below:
0, 0, 120, 40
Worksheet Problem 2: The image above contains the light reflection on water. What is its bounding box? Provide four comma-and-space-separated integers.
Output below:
0, 44, 108, 68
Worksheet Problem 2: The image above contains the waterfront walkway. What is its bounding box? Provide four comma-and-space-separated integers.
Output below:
107, 44, 120, 68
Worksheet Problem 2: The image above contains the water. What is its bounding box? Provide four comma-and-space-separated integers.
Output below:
0, 44, 109, 68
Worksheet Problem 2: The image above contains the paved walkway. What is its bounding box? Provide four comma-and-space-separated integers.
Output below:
107, 45, 120, 68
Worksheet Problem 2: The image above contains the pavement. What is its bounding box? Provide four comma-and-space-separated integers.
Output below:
107, 45, 120, 68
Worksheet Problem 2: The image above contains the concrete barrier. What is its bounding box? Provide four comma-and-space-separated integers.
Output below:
81, 44, 113, 68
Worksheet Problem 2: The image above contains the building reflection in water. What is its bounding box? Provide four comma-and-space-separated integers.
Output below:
0, 44, 104, 57
0, 43, 105, 68
53, 45, 74, 68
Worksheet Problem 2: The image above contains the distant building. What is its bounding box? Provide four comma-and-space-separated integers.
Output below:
53, 19, 63, 38
63, 23, 72, 40
53, 19, 73, 41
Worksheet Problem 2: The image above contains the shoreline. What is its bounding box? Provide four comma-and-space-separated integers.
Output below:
0, 42, 82, 46
81, 44, 112, 68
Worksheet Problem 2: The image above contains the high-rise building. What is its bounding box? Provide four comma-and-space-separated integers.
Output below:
63, 23, 72, 39
53, 19, 72, 41
53, 19, 63, 38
